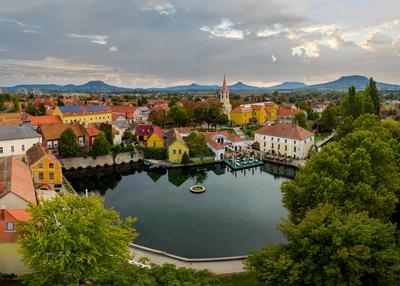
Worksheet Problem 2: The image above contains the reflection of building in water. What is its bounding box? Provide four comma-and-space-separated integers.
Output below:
146, 170, 166, 182
168, 168, 189, 187
211, 163, 226, 176
261, 163, 296, 178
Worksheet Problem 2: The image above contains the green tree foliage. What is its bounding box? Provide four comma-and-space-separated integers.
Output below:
348, 86, 356, 117
369, 77, 380, 115
282, 114, 400, 222
103, 129, 114, 145
19, 195, 137, 286
247, 204, 400, 286
206, 104, 228, 129
148, 109, 168, 127
168, 105, 189, 127
92, 132, 112, 157
122, 129, 134, 142
38, 104, 46, 116
57, 99, 65, 106
11, 96, 19, 112
58, 127, 80, 157
193, 104, 208, 127
181, 151, 190, 165
25, 103, 40, 115
186, 132, 209, 156
296, 100, 319, 121
292, 113, 309, 130
317, 104, 337, 132
143, 147, 167, 159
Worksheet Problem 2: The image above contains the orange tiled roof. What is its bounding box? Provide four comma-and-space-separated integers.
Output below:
6, 209, 31, 222
278, 108, 306, 117
28, 115, 62, 125
26, 143, 60, 166
39, 123, 84, 141
256, 122, 313, 140
85, 125, 101, 137
0, 156, 36, 205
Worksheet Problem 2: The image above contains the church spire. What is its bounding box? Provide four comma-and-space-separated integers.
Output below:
221, 74, 229, 94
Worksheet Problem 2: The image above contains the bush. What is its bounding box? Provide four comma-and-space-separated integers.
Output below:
181, 151, 190, 165
144, 147, 167, 160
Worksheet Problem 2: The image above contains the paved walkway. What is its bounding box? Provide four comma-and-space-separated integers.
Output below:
129, 244, 246, 274
233, 127, 247, 139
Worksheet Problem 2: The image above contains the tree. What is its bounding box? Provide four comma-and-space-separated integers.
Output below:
318, 104, 337, 132
92, 132, 112, 157
247, 204, 400, 286
12, 96, 19, 112
122, 129, 133, 142
58, 127, 80, 157
19, 195, 137, 286
193, 105, 208, 127
348, 86, 356, 117
148, 109, 168, 127
181, 151, 190, 165
25, 103, 39, 115
282, 114, 400, 222
103, 129, 114, 145
292, 113, 309, 130
57, 99, 65, 106
186, 132, 209, 156
168, 105, 189, 127
38, 104, 46, 116
369, 77, 380, 115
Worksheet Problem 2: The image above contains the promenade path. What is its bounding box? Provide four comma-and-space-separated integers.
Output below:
129, 244, 246, 274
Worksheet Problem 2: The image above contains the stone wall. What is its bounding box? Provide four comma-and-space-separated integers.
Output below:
60, 151, 144, 170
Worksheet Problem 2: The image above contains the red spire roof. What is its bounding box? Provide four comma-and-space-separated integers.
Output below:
221, 74, 229, 93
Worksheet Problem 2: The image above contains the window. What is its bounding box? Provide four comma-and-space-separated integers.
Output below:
6, 222, 15, 232
153, 142, 156, 147
39, 172, 44, 180
285, 145, 287, 151
21, 145, 25, 151
277, 138, 280, 142
0, 147, 3, 154
173, 149, 176, 154
271, 137, 274, 141
178, 149, 182, 154
271, 143, 274, 148
49, 172, 54, 179
54, 141, 58, 148
294, 146, 297, 152
285, 139, 287, 143
294, 141, 296, 145
47, 141, 53, 149
49, 163, 54, 168
304, 140, 306, 143
11, 146, 14, 153
38, 163, 43, 168
264, 142, 266, 147
278, 144, 280, 150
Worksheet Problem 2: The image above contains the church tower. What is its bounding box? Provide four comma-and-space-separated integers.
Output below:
220, 75, 232, 120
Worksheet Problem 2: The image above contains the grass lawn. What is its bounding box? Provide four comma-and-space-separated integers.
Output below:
0, 243, 30, 275
314, 132, 331, 142
220, 272, 263, 286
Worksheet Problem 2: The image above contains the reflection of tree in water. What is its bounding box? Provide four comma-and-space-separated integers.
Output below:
146, 169, 167, 182
64, 163, 142, 195
168, 165, 214, 186
261, 163, 296, 179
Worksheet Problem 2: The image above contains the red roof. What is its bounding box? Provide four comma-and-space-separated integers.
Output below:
28, 115, 62, 125
6, 209, 31, 222
136, 124, 163, 140
256, 122, 313, 140
205, 131, 241, 150
278, 108, 306, 117
109, 106, 138, 114
85, 125, 101, 137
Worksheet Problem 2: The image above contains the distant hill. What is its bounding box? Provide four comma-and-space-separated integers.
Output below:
269, 82, 307, 90
2, 75, 400, 93
309, 75, 400, 90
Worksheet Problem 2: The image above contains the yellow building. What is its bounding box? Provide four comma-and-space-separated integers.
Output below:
230, 102, 279, 125
167, 128, 189, 162
136, 124, 164, 148
53, 105, 112, 124
26, 144, 63, 191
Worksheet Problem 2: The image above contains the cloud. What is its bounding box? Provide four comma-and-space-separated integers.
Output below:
109, 46, 118, 52
142, 1, 176, 16
271, 54, 277, 62
200, 19, 249, 39
0, 17, 40, 33
292, 41, 320, 58
68, 33, 108, 45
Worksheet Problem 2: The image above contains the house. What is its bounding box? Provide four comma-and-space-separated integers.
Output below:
205, 131, 243, 161
278, 108, 307, 122
111, 120, 132, 144
83, 124, 101, 151
255, 122, 314, 159
109, 105, 149, 123
136, 124, 164, 148
0, 209, 31, 242
26, 114, 62, 129
167, 128, 189, 162
0, 112, 23, 127
0, 156, 37, 209
230, 102, 279, 125
53, 105, 112, 124
26, 144, 63, 191
0, 125, 42, 159
38, 123, 85, 154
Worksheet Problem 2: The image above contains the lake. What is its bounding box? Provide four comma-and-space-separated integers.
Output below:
64, 162, 295, 258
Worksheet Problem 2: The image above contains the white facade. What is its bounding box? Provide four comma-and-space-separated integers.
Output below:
255, 133, 314, 159
0, 137, 42, 158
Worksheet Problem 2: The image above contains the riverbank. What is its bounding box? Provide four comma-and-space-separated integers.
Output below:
129, 244, 246, 274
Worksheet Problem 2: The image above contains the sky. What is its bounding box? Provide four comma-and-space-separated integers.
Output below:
0, 0, 399, 87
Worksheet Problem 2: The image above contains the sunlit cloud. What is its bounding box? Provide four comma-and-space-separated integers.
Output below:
271, 54, 277, 62
200, 19, 249, 39
142, 1, 176, 16
68, 33, 108, 45
109, 46, 118, 52
292, 41, 320, 58
0, 17, 40, 33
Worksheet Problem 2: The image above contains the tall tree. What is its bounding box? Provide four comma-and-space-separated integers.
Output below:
92, 133, 112, 156
317, 105, 337, 132
348, 86, 356, 117
369, 77, 380, 115
292, 113, 310, 130
19, 195, 137, 286
168, 105, 189, 127
58, 127, 80, 157
247, 204, 400, 286
186, 132, 209, 156
193, 105, 208, 127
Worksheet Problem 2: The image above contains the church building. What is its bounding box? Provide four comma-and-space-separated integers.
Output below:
220, 75, 232, 120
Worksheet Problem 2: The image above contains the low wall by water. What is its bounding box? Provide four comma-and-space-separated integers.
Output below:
60, 151, 144, 170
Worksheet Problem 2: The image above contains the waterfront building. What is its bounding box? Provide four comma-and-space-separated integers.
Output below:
26, 144, 63, 191
255, 122, 314, 159
205, 131, 243, 161
53, 105, 112, 124
38, 123, 85, 154
0, 125, 42, 159
83, 124, 101, 151
0, 156, 37, 209
167, 128, 189, 162
220, 75, 232, 120
136, 124, 164, 148
230, 102, 279, 125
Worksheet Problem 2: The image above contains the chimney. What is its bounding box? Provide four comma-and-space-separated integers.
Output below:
0, 205, 5, 221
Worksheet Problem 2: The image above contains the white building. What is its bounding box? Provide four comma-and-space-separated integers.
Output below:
205, 131, 244, 161
111, 120, 132, 145
0, 125, 42, 159
255, 122, 314, 159
220, 75, 232, 120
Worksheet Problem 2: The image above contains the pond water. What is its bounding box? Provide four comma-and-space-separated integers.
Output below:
64, 162, 295, 258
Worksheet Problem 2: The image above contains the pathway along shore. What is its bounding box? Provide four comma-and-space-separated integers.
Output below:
129, 244, 246, 274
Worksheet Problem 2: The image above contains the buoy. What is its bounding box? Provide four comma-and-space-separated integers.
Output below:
190, 185, 206, 194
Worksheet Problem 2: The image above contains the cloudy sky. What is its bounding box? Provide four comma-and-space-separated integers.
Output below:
0, 0, 399, 87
